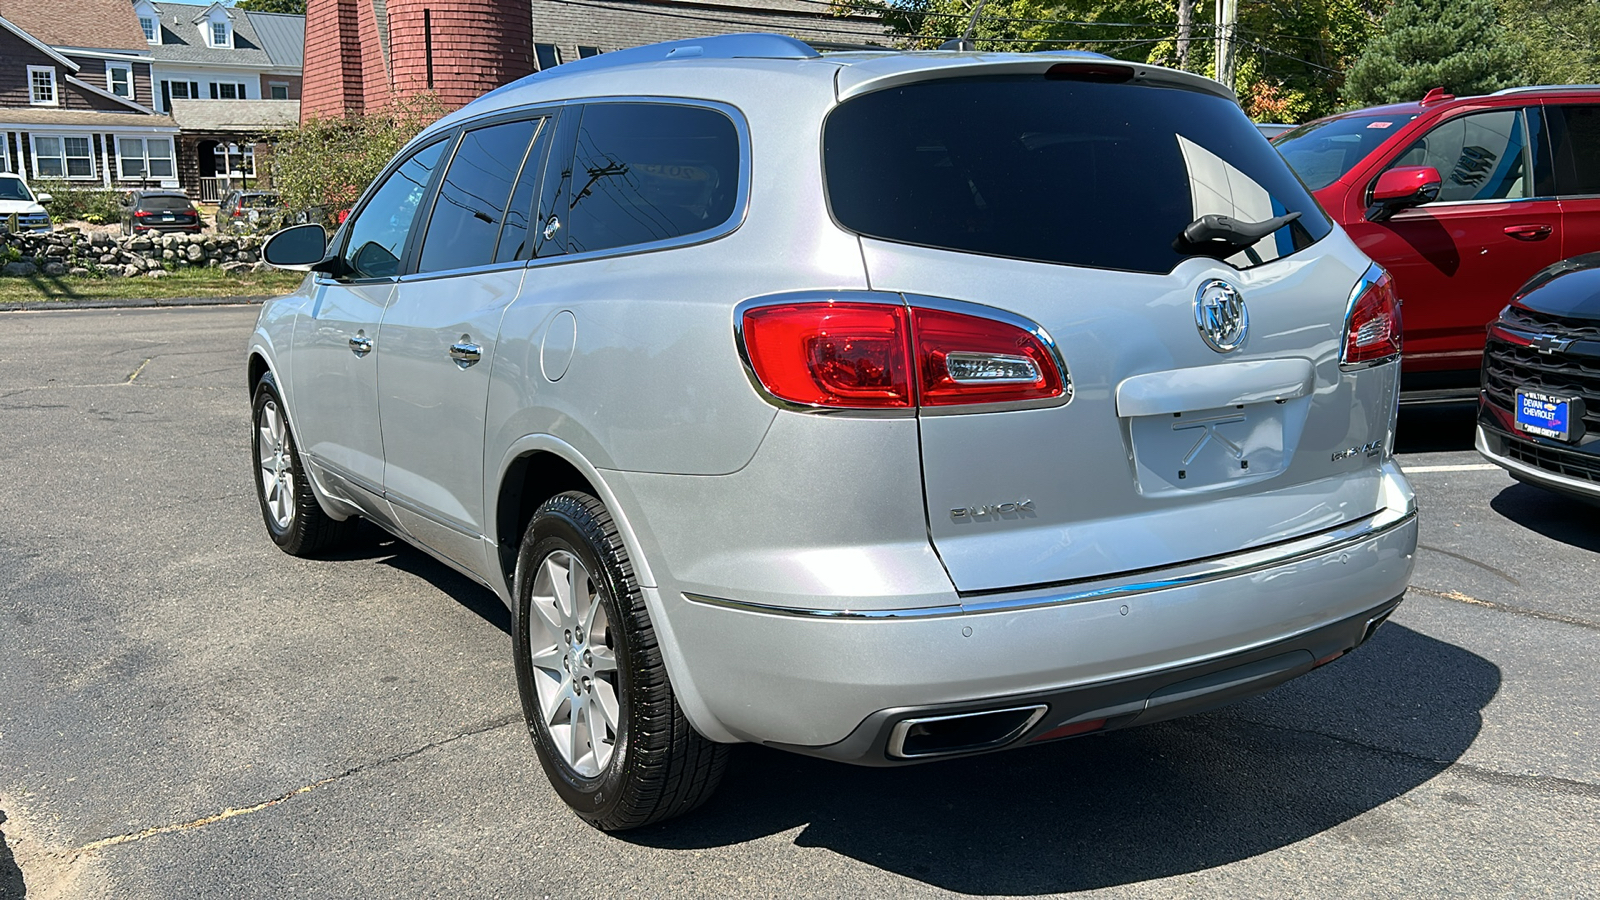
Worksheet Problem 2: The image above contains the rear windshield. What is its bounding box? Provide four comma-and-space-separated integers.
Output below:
823, 76, 1331, 275
1274, 113, 1417, 190
240, 194, 278, 207
140, 196, 192, 211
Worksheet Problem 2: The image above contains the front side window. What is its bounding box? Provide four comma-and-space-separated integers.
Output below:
28, 67, 57, 106
1383, 109, 1530, 202
118, 137, 175, 179
824, 76, 1330, 275
108, 65, 133, 98
566, 103, 741, 256
1547, 105, 1600, 197
339, 140, 447, 279
33, 136, 94, 178
417, 118, 543, 273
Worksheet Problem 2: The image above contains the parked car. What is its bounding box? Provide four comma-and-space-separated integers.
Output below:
217, 190, 282, 233
0, 173, 53, 232
1273, 85, 1600, 401
121, 190, 201, 235
250, 34, 1417, 830
1477, 252, 1600, 501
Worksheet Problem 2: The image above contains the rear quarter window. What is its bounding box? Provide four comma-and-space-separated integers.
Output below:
823, 76, 1331, 275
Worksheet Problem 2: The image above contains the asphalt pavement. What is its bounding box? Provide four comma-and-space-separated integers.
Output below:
1, 305, 1596, 898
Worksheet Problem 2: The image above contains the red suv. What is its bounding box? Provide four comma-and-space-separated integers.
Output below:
1275, 86, 1600, 400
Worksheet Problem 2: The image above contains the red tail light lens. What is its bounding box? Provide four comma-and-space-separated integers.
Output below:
741, 302, 913, 408
740, 300, 1067, 410
1342, 270, 1402, 367
914, 307, 1064, 407
134, 210, 152, 217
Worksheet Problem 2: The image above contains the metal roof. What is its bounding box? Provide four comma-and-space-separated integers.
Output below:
244, 11, 304, 68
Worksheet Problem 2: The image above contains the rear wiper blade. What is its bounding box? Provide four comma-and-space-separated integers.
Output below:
1176, 211, 1301, 259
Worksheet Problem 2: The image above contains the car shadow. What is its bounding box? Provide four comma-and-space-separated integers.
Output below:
0, 810, 25, 900
324, 521, 512, 635
1395, 402, 1478, 453
623, 624, 1497, 894
1489, 482, 1600, 552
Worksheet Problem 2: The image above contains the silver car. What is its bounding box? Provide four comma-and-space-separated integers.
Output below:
250, 34, 1417, 830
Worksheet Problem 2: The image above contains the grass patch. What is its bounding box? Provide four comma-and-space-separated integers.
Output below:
0, 268, 307, 304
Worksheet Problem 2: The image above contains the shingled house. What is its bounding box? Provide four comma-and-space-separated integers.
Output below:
300, 0, 889, 121
0, 0, 180, 189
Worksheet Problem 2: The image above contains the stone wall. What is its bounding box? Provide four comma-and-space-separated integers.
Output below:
0, 228, 272, 280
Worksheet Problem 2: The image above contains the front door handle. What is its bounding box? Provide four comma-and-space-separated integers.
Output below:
449, 336, 482, 368
1504, 223, 1553, 241
348, 332, 373, 356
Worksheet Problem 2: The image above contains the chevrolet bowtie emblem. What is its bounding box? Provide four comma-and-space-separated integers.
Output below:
1530, 334, 1572, 355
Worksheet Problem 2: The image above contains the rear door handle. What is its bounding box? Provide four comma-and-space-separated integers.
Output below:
449, 337, 482, 368
1503, 223, 1553, 240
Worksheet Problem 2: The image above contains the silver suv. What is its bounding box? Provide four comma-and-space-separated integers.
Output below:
251, 34, 1418, 830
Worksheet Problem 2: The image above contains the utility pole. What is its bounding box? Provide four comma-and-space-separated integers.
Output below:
1213, 0, 1237, 93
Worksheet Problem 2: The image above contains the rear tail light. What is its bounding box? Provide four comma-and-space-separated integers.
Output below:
1341, 268, 1402, 368
134, 210, 152, 217
740, 299, 1067, 411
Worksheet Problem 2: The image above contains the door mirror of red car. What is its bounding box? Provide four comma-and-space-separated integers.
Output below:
262, 222, 329, 271
1366, 166, 1442, 222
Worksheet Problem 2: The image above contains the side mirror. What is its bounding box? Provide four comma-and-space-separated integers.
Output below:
35, 192, 52, 204
262, 222, 329, 271
1366, 166, 1442, 222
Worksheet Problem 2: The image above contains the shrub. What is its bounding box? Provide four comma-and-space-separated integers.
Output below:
32, 180, 125, 223
269, 94, 446, 218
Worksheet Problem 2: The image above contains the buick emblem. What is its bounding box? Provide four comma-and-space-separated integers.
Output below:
1194, 280, 1248, 353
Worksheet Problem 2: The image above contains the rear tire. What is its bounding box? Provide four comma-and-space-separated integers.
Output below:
251, 372, 355, 556
513, 491, 728, 830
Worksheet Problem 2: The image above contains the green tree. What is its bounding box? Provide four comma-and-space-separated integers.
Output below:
1344, 0, 1525, 104
268, 94, 445, 215
1498, 0, 1600, 85
234, 0, 306, 13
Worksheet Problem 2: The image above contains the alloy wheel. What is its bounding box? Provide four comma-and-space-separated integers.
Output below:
527, 549, 620, 777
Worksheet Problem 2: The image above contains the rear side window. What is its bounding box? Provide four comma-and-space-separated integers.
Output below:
1547, 105, 1600, 196
566, 103, 741, 256
823, 76, 1330, 275
417, 118, 543, 273
1384, 109, 1530, 202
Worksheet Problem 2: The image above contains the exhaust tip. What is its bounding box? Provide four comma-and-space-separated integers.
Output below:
887, 705, 1047, 759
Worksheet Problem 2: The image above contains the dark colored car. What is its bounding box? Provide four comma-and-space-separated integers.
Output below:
217, 190, 281, 233
121, 190, 201, 235
1274, 85, 1600, 401
1478, 252, 1600, 502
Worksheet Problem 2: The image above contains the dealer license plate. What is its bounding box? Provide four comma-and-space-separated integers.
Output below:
1515, 389, 1580, 441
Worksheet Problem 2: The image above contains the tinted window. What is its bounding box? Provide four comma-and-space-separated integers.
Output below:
138, 196, 192, 211
1275, 113, 1417, 190
418, 119, 541, 273
1384, 109, 1529, 202
497, 115, 561, 263
824, 77, 1331, 275
1548, 105, 1600, 196
566, 103, 741, 256
0, 179, 30, 201
340, 140, 447, 280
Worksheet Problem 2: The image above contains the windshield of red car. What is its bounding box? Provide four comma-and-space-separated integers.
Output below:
1274, 113, 1418, 191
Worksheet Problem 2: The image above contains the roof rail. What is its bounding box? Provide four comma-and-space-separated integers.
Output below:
1492, 83, 1600, 95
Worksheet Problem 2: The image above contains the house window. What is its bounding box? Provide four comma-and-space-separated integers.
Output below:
534, 44, 562, 71
28, 66, 57, 106
578, 46, 602, 59
140, 16, 157, 42
214, 142, 255, 177
108, 64, 134, 98
117, 137, 175, 180
211, 82, 246, 100
0, 138, 9, 174
269, 82, 289, 100
211, 21, 228, 47
32, 136, 95, 179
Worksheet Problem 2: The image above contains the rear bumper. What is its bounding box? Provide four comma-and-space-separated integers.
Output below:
657, 474, 1417, 755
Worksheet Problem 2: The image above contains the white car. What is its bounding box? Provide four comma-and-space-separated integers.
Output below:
0, 174, 53, 232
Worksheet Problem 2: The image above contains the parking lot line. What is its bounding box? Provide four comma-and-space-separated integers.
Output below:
1401, 464, 1500, 473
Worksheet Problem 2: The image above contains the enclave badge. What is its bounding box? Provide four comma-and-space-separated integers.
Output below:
1194, 279, 1248, 353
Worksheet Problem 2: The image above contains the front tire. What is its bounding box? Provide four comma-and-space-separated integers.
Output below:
251, 372, 354, 556
513, 491, 728, 830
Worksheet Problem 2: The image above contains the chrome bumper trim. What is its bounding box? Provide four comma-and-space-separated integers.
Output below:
684, 506, 1418, 620
1476, 424, 1600, 499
